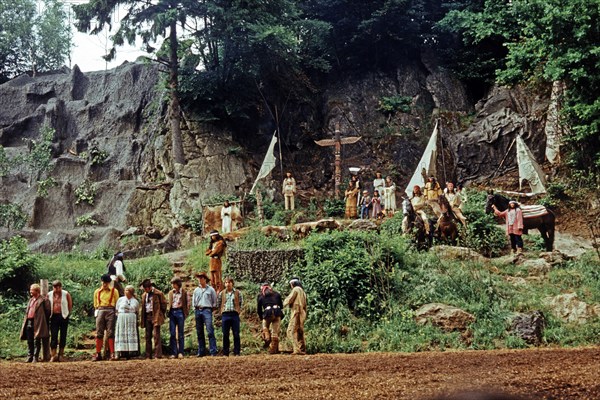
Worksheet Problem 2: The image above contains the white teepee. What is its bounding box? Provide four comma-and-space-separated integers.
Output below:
405, 120, 439, 197
516, 135, 547, 194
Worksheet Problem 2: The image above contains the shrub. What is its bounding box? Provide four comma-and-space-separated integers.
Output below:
181, 209, 203, 234
323, 198, 345, 217
0, 202, 28, 231
381, 211, 405, 235
460, 189, 507, 257
377, 95, 412, 114
0, 236, 39, 295
88, 146, 108, 166
76, 214, 98, 227
291, 230, 409, 319
75, 180, 97, 205
36, 177, 58, 198
231, 227, 283, 250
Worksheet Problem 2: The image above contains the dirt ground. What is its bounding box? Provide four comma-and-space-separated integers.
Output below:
1, 347, 598, 399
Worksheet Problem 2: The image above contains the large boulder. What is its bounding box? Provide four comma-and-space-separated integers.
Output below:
415, 303, 475, 332
430, 245, 486, 262
543, 293, 600, 324
509, 311, 545, 345
347, 219, 378, 231
522, 258, 553, 277
292, 219, 341, 238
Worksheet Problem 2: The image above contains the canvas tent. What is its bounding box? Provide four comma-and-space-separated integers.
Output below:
405, 120, 439, 197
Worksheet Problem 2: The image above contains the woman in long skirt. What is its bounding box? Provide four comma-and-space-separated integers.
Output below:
114, 285, 139, 360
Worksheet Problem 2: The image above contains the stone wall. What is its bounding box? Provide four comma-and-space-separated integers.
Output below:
227, 248, 305, 283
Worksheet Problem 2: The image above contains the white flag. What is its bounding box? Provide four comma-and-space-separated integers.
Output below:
250, 132, 278, 194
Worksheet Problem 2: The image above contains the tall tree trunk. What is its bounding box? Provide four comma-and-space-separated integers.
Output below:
169, 19, 185, 178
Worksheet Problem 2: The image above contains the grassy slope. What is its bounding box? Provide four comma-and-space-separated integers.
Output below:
1, 232, 599, 360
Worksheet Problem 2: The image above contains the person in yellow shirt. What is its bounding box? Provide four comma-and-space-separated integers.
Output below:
424, 175, 443, 200
93, 274, 119, 361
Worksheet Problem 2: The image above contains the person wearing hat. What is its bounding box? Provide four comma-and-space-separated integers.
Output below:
48, 280, 72, 362
140, 279, 167, 359
257, 283, 284, 354
492, 200, 524, 255
106, 252, 126, 297
205, 230, 226, 293
283, 277, 307, 355
20, 283, 51, 363
92, 274, 119, 361
192, 272, 218, 356
282, 171, 296, 210
359, 190, 371, 219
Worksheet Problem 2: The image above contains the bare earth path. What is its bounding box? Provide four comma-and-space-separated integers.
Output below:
0, 347, 599, 399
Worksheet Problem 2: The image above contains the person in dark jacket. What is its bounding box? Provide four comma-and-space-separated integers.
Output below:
20, 284, 51, 363
257, 283, 284, 354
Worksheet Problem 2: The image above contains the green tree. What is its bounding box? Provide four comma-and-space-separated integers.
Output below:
440, 0, 600, 174
74, 0, 200, 177
0, 0, 72, 81
178, 0, 331, 123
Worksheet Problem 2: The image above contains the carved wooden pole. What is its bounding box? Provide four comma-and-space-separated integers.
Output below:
334, 122, 342, 198
314, 123, 361, 200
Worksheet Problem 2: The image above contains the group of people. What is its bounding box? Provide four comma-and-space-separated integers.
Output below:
404, 177, 467, 234
21, 238, 309, 362
20, 280, 72, 363
345, 172, 397, 219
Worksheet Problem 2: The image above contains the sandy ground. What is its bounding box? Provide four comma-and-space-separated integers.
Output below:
1, 347, 598, 399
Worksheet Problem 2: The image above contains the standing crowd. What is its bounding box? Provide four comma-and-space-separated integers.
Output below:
20, 240, 309, 362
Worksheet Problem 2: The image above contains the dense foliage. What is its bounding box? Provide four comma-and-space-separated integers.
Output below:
0, 0, 72, 81
0, 236, 38, 295
440, 0, 600, 175
279, 229, 600, 354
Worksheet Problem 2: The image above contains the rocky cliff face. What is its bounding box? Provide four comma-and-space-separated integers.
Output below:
0, 62, 251, 252
0, 55, 554, 252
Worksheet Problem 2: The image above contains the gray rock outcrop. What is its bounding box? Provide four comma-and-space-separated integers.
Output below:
543, 293, 600, 324
430, 245, 486, 262
509, 311, 545, 345
0, 63, 251, 251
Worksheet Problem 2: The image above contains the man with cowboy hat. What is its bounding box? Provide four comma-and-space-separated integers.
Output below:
140, 278, 167, 359
192, 272, 218, 356
205, 230, 226, 293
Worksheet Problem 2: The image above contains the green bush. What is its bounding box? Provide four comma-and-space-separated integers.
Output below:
323, 198, 345, 217
460, 189, 507, 257
381, 211, 405, 235
0, 236, 39, 295
231, 227, 283, 250
181, 209, 203, 234
75, 179, 97, 205
377, 95, 412, 114
0, 202, 28, 231
291, 230, 410, 319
